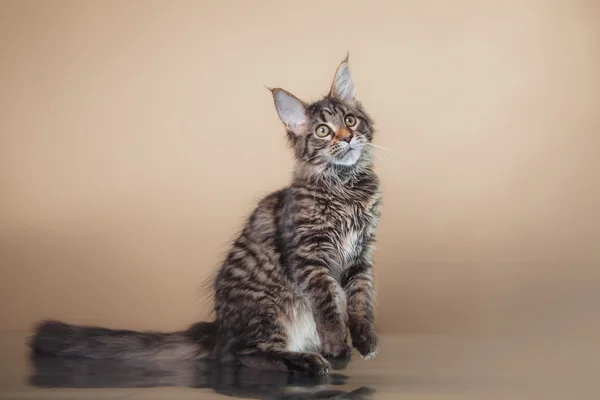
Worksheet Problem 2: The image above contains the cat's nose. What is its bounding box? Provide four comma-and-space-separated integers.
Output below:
336, 128, 353, 143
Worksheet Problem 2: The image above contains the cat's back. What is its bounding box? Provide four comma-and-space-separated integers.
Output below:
214, 188, 294, 325
224, 188, 289, 264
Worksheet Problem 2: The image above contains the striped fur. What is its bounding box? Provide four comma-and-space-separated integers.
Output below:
31, 56, 381, 375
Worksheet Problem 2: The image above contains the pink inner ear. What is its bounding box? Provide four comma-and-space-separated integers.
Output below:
273, 89, 307, 128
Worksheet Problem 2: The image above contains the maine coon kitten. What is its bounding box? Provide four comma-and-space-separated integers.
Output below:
31, 55, 381, 375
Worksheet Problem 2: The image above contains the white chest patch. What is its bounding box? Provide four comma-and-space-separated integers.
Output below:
340, 229, 360, 264
286, 302, 320, 352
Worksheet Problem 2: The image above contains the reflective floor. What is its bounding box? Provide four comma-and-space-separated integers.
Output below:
0, 331, 595, 399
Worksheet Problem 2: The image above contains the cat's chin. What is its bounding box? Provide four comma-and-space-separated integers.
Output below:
332, 148, 362, 166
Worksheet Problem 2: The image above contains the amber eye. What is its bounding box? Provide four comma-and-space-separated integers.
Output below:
344, 115, 357, 127
315, 124, 331, 137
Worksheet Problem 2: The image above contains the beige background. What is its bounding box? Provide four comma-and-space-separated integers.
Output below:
1, 0, 598, 335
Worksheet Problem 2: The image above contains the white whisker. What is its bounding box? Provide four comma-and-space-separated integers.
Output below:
371, 152, 388, 168
366, 143, 400, 155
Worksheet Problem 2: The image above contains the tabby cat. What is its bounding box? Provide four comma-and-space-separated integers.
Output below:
31, 55, 382, 375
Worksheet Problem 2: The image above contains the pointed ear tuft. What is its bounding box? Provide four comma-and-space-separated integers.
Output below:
329, 54, 358, 105
271, 88, 307, 130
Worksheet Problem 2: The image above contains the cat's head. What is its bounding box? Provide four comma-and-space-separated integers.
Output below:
270, 55, 373, 170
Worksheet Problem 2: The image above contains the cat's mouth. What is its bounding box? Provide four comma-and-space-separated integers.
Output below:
334, 146, 362, 166
341, 147, 354, 157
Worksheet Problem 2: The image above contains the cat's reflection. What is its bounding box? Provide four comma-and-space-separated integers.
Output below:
29, 354, 375, 399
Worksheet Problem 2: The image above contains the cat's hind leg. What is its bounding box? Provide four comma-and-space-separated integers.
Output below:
237, 346, 330, 375
231, 312, 329, 375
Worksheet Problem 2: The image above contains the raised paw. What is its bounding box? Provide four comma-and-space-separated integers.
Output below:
351, 325, 379, 359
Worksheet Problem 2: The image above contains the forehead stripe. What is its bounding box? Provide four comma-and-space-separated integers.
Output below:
318, 110, 327, 122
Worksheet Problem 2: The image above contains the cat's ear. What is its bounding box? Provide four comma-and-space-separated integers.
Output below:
270, 88, 308, 131
329, 53, 358, 106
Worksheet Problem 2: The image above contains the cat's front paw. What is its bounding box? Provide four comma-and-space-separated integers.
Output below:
319, 328, 351, 359
351, 325, 379, 359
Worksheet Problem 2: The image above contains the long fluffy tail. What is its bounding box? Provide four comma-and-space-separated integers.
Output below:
30, 320, 216, 361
